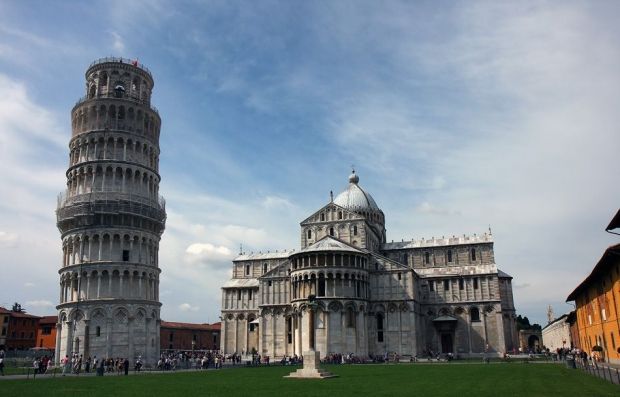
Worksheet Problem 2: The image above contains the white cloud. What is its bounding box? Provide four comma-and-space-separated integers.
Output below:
262, 195, 295, 210
178, 303, 200, 312
24, 282, 35, 288
25, 300, 54, 309
110, 31, 125, 53
0, 231, 19, 247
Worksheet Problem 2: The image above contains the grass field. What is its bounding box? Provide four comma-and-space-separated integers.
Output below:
1, 363, 618, 396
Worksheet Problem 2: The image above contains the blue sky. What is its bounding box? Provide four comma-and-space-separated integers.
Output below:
1, 0, 619, 325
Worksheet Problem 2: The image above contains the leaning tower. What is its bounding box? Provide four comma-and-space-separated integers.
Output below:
55, 58, 166, 365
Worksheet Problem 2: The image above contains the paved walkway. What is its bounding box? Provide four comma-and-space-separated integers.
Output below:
0, 366, 224, 381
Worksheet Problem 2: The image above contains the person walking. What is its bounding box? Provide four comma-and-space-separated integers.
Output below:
61, 355, 70, 376
123, 358, 129, 375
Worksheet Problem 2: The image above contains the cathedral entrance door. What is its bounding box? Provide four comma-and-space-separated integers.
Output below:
441, 333, 453, 354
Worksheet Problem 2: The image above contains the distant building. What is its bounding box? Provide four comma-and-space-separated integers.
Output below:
566, 209, 620, 365
160, 321, 220, 351
541, 313, 571, 351
221, 171, 518, 358
0, 307, 40, 351
518, 329, 542, 353
0, 309, 8, 350
566, 311, 580, 351
36, 316, 58, 349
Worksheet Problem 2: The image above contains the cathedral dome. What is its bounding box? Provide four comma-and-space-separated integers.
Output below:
333, 170, 380, 211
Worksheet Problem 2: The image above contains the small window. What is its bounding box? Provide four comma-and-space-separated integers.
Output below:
353, 225, 358, 236
122, 250, 130, 261
169, 332, 174, 341
425, 252, 430, 264
193, 334, 197, 341
397, 273, 402, 281
429, 280, 434, 292
329, 227, 334, 236
338, 211, 343, 220
307, 230, 312, 239
237, 290, 241, 300
248, 289, 253, 301
320, 213, 325, 221
245, 264, 250, 276
470, 248, 476, 261
377, 313, 384, 342
287, 317, 293, 344
263, 263, 268, 274
444, 280, 450, 291
249, 323, 256, 332
96, 326, 101, 337
473, 278, 479, 290
447, 250, 452, 263
347, 308, 355, 328
470, 307, 480, 322
459, 279, 464, 290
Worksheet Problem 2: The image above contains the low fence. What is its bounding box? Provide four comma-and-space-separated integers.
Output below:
572, 357, 620, 385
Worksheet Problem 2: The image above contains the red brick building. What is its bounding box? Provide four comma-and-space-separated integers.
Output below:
0, 306, 41, 351
36, 316, 58, 349
160, 321, 221, 351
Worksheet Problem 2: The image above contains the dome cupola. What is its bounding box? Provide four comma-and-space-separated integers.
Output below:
333, 170, 380, 212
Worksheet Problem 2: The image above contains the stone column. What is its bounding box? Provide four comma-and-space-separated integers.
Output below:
296, 313, 303, 355
221, 318, 227, 353
325, 309, 330, 354
309, 307, 315, 351
83, 320, 90, 359
66, 320, 74, 358
128, 316, 134, 360
55, 323, 62, 365
106, 319, 112, 358
232, 318, 238, 353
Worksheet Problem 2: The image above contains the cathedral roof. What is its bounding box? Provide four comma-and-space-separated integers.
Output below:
222, 278, 259, 289
297, 236, 364, 254
333, 170, 380, 212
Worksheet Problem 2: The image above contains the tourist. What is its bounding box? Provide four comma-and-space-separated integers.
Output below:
123, 358, 129, 375
0, 354, 4, 376
46, 359, 55, 374
33, 357, 40, 375
61, 355, 70, 376
98, 356, 105, 376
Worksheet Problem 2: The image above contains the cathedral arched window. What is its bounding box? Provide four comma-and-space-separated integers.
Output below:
470, 307, 480, 322
320, 213, 325, 221
376, 313, 384, 342
307, 230, 312, 239
338, 211, 343, 220
329, 227, 334, 236
447, 250, 453, 263
470, 248, 476, 262
353, 225, 358, 236
346, 308, 355, 328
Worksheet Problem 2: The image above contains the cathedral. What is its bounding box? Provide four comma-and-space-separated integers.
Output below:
220, 171, 518, 359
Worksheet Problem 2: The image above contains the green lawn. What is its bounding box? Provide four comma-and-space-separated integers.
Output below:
1, 363, 617, 397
